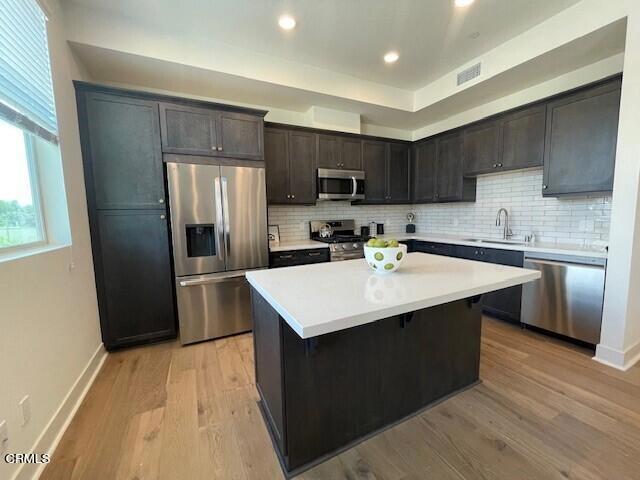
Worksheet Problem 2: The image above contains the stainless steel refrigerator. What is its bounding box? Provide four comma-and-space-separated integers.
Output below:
166, 161, 268, 344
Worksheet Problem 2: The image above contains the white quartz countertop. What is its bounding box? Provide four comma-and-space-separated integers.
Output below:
268, 234, 607, 258
376, 233, 608, 259
246, 253, 540, 338
269, 240, 328, 252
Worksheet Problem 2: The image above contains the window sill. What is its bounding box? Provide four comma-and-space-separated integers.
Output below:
0, 242, 70, 264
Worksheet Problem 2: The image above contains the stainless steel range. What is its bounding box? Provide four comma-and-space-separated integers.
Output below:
310, 220, 366, 261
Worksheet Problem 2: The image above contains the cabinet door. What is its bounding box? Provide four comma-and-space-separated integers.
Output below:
341, 138, 363, 170
217, 111, 264, 160
387, 143, 410, 203
362, 141, 388, 203
436, 133, 465, 201
288, 131, 317, 204
500, 105, 546, 171
264, 129, 290, 204
95, 210, 176, 349
463, 120, 500, 176
159, 103, 217, 156
412, 141, 438, 203
543, 79, 621, 196
480, 249, 524, 322
84, 93, 165, 210
317, 135, 341, 169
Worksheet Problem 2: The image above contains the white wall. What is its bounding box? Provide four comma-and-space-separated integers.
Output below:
0, 1, 103, 479
597, 1, 640, 370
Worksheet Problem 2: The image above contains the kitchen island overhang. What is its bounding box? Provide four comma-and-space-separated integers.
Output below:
246, 253, 540, 476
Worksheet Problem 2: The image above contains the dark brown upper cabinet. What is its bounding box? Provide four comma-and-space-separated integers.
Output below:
412, 141, 438, 203
217, 111, 264, 160
84, 93, 165, 210
361, 140, 410, 204
265, 127, 316, 205
412, 134, 475, 204
499, 104, 546, 171
388, 143, 410, 203
362, 141, 387, 202
436, 132, 476, 202
463, 120, 500, 176
543, 79, 621, 196
463, 105, 545, 176
160, 103, 264, 160
317, 134, 362, 170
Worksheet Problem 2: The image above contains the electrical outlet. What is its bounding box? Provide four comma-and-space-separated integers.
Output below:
19, 395, 31, 426
0, 420, 8, 454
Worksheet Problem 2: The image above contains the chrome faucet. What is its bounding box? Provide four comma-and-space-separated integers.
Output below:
496, 208, 513, 240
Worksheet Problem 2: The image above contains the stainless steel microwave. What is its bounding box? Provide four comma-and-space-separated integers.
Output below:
317, 168, 365, 200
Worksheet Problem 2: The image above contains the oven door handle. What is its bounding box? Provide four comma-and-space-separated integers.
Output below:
351, 176, 357, 197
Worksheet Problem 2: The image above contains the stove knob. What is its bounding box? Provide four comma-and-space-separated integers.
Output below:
353, 243, 359, 249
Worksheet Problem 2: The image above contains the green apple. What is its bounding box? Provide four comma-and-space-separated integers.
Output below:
374, 239, 388, 248
388, 239, 399, 247
367, 238, 377, 247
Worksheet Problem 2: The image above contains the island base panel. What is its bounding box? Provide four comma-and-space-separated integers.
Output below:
251, 288, 482, 474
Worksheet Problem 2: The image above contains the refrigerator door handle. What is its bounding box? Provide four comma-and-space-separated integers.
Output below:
221, 176, 231, 257
214, 176, 226, 263
179, 269, 264, 287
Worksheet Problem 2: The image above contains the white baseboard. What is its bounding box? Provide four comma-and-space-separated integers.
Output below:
12, 343, 107, 480
594, 339, 640, 371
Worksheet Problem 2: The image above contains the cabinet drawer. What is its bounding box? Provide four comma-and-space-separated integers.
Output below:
414, 241, 455, 256
269, 249, 330, 268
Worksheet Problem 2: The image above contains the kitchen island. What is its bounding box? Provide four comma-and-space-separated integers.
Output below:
246, 253, 540, 476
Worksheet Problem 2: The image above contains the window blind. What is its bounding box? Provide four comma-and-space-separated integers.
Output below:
0, 0, 58, 141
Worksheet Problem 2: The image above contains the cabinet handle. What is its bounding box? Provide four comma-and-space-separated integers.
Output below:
542, 185, 548, 190
279, 254, 293, 259
160, 214, 166, 220
498, 163, 503, 167
493, 164, 497, 168
291, 194, 295, 199
474, 250, 479, 255
308, 252, 321, 257
211, 146, 216, 150
286, 194, 291, 199
218, 146, 223, 151
158, 198, 164, 204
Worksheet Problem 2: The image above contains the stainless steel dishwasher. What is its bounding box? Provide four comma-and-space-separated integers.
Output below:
521, 252, 607, 345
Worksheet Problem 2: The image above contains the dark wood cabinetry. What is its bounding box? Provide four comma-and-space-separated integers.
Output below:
452, 245, 524, 323
412, 134, 476, 203
265, 128, 316, 204
84, 93, 166, 210
160, 103, 264, 160
500, 104, 546, 171
361, 140, 410, 203
269, 248, 330, 268
463, 120, 501, 176
543, 79, 621, 196
414, 241, 455, 257
317, 135, 362, 169
76, 82, 267, 350
95, 210, 176, 347
463, 105, 545, 176
77, 88, 177, 349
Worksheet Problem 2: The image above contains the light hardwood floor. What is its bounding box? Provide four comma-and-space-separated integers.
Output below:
41, 317, 640, 480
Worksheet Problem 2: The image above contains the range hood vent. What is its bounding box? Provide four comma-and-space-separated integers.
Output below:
457, 62, 481, 86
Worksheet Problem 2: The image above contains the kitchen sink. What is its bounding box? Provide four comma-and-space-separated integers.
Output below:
461, 238, 528, 246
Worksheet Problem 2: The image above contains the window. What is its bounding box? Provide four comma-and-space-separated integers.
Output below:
0, 118, 44, 248
0, 0, 57, 251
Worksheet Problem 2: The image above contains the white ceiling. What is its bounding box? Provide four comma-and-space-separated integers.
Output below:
65, 0, 582, 90
69, 18, 626, 131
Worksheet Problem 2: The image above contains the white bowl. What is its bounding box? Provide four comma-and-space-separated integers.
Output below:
364, 244, 408, 274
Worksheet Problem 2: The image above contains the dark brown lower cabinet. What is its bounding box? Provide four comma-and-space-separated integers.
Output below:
269, 249, 330, 268
452, 245, 524, 323
252, 288, 482, 475
94, 210, 176, 349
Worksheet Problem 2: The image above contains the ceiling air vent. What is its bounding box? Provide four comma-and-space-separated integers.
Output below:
457, 62, 481, 86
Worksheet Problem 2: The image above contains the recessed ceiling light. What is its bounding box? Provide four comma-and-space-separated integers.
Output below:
278, 15, 296, 30
384, 51, 399, 64
455, 0, 475, 7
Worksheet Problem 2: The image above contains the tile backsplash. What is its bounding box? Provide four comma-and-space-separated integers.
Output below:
268, 168, 611, 247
